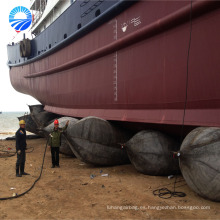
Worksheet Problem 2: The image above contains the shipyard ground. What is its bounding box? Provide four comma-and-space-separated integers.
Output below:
0, 138, 219, 220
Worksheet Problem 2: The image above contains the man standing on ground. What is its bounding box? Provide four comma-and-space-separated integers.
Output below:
48, 119, 69, 168
16, 120, 29, 177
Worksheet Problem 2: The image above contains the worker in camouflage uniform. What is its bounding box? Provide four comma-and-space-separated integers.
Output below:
15, 120, 29, 177
48, 119, 69, 168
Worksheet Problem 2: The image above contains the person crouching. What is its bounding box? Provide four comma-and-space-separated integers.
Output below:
48, 119, 69, 168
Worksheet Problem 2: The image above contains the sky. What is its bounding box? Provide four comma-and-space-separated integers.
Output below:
0, 0, 40, 112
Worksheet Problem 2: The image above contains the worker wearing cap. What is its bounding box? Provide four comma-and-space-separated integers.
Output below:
48, 119, 69, 168
15, 120, 29, 177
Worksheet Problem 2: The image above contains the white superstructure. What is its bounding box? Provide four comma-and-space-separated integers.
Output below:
30, 0, 72, 35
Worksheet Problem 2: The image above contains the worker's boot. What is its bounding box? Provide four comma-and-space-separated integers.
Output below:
16, 165, 22, 177
20, 164, 30, 175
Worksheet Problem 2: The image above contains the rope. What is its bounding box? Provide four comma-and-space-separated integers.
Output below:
153, 187, 186, 199
0, 152, 16, 158
180, 0, 193, 142
153, 0, 193, 201
0, 147, 34, 158
153, 176, 187, 199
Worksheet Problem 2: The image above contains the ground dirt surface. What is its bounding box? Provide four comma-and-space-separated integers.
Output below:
0, 138, 219, 219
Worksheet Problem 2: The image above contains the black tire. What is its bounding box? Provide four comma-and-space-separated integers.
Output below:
20, 39, 31, 57
19, 41, 24, 57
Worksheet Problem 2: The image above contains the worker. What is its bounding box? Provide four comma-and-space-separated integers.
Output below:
48, 119, 69, 168
15, 120, 29, 177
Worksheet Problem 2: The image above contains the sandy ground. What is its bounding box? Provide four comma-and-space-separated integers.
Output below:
0, 138, 219, 220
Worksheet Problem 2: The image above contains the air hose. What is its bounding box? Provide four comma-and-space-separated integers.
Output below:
0, 147, 34, 158
0, 138, 49, 201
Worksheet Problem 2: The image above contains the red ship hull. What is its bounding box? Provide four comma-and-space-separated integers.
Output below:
9, 1, 220, 131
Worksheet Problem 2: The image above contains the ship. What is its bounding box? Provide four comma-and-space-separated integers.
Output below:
7, 0, 220, 137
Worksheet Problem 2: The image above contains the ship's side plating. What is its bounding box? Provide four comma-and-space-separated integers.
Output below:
7, 0, 133, 65
7, 0, 220, 132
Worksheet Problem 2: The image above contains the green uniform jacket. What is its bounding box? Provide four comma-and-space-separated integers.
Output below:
48, 124, 68, 147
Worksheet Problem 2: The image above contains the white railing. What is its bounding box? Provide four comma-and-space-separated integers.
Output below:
31, 0, 47, 29
30, 0, 36, 9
